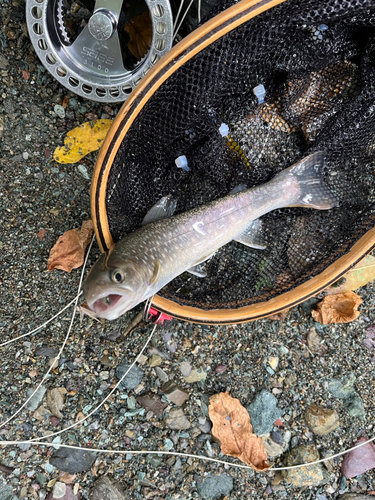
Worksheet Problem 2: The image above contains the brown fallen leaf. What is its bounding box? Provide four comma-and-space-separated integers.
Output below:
312, 291, 363, 325
47, 220, 93, 273
327, 255, 375, 295
124, 11, 152, 61
267, 309, 289, 321
209, 392, 269, 471
137, 392, 168, 416
37, 228, 47, 240
59, 472, 76, 484
47, 387, 67, 419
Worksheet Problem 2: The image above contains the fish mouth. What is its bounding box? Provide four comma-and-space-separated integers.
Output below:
89, 292, 134, 320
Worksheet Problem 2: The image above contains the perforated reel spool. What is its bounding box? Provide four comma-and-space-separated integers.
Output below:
92, 0, 375, 323
26, 0, 173, 102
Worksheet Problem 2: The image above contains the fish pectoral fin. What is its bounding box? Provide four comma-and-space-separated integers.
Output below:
234, 219, 266, 249
229, 183, 247, 194
151, 260, 161, 284
187, 263, 207, 278
141, 195, 177, 225
186, 252, 216, 278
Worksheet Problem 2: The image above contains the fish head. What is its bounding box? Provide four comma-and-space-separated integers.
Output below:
83, 250, 150, 320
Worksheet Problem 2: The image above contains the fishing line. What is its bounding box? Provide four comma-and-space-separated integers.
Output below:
1, 433, 374, 472
0, 293, 82, 347
0, 237, 94, 429
173, 0, 195, 39
27, 323, 157, 443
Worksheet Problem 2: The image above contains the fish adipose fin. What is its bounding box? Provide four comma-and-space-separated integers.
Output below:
229, 183, 247, 194
142, 195, 177, 225
287, 151, 338, 209
234, 219, 266, 249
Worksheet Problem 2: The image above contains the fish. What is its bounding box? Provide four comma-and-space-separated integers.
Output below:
83, 151, 337, 320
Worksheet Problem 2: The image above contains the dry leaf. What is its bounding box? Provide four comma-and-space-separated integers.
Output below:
267, 309, 289, 321
53, 119, 113, 164
47, 220, 93, 273
59, 472, 76, 484
209, 392, 269, 471
37, 228, 47, 240
312, 291, 363, 324
327, 255, 375, 294
47, 387, 67, 419
124, 11, 152, 61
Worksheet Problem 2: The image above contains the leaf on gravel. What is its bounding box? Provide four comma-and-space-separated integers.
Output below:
124, 11, 152, 61
53, 119, 113, 164
327, 255, 375, 295
311, 292, 363, 324
47, 220, 93, 273
208, 391, 269, 471
47, 387, 67, 419
137, 392, 168, 416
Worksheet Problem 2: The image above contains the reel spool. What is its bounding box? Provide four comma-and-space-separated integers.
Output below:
26, 0, 174, 102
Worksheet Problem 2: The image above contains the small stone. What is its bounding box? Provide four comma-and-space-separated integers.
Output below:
215, 365, 227, 374
180, 361, 192, 377
0, 484, 15, 500
26, 386, 47, 411
23, 152, 29, 160
46, 483, 80, 500
305, 404, 340, 435
99, 371, 109, 380
148, 354, 162, 367
0, 54, 9, 70
197, 474, 234, 499
162, 381, 189, 406
246, 390, 282, 436
52, 482, 66, 498
116, 362, 144, 390
284, 373, 297, 386
261, 434, 284, 457
283, 444, 326, 487
146, 454, 163, 468
137, 392, 167, 416
7, 30, 16, 40
89, 475, 131, 500
328, 373, 356, 399
137, 354, 148, 366
268, 356, 279, 371
307, 328, 328, 355
33, 406, 53, 421
49, 448, 96, 474
341, 437, 375, 478
344, 394, 365, 418
54, 105, 65, 119
184, 368, 207, 383
125, 430, 135, 438
154, 366, 169, 382
165, 408, 191, 430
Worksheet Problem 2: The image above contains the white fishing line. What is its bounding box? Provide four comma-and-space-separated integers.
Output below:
0, 293, 82, 348
174, 0, 195, 39
27, 323, 157, 443
1, 434, 374, 472
0, 237, 94, 429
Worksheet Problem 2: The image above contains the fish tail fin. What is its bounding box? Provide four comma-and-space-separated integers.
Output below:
285, 151, 338, 209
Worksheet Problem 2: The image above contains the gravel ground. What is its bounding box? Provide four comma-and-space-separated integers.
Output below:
1, 1, 375, 499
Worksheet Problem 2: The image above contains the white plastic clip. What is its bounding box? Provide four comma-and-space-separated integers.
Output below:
175, 155, 189, 171
253, 84, 266, 104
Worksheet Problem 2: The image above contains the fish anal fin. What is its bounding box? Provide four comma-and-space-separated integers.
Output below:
142, 195, 177, 225
234, 219, 266, 249
187, 252, 216, 278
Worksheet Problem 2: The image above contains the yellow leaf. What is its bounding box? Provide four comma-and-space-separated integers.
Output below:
209, 392, 269, 471
53, 119, 113, 164
327, 255, 375, 294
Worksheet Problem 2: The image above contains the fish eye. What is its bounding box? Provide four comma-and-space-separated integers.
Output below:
110, 269, 125, 283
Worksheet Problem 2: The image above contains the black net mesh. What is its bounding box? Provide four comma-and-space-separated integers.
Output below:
104, 0, 375, 310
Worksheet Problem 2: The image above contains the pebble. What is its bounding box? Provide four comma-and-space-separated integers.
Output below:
46, 483, 80, 500
49, 448, 96, 474
184, 368, 207, 383
246, 390, 282, 436
341, 437, 375, 478
0, 484, 15, 500
215, 364, 226, 373
282, 444, 326, 487
304, 403, 340, 435
268, 356, 279, 371
23, 152, 29, 160
197, 474, 234, 499
307, 327, 328, 355
261, 434, 284, 457
154, 366, 169, 382
165, 408, 191, 430
26, 386, 47, 411
148, 354, 162, 367
162, 381, 189, 406
54, 105, 66, 119
180, 361, 192, 377
328, 375, 365, 418
33, 406, 53, 421
116, 362, 144, 390
137, 392, 167, 416
89, 475, 131, 500
0, 54, 9, 70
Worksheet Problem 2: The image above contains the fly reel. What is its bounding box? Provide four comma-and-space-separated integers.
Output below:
26, 0, 174, 102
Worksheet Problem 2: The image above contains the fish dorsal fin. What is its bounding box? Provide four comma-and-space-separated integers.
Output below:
141, 195, 177, 225
151, 260, 161, 284
229, 183, 247, 194
234, 219, 267, 249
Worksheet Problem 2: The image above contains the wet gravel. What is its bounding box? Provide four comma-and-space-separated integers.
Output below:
1, 0, 375, 498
